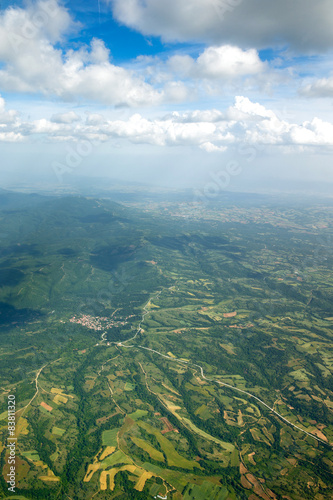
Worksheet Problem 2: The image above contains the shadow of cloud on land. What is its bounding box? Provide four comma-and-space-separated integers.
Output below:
0, 301, 43, 331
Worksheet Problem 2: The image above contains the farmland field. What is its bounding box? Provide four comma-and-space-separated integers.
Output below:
0, 191, 333, 499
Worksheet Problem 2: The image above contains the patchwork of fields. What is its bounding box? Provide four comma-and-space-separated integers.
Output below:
0, 193, 333, 499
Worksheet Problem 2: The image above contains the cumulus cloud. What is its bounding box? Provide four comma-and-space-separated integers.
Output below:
290, 117, 333, 145
0, 2, 292, 108
108, 0, 333, 52
99, 113, 229, 147
0, 131, 23, 142
195, 46, 264, 78
2, 93, 333, 151
0, 1, 162, 106
233, 97, 333, 147
168, 45, 265, 79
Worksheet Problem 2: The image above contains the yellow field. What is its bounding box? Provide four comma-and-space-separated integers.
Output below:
51, 388, 62, 394
39, 475, 60, 482
182, 418, 235, 451
237, 410, 244, 426
248, 452, 256, 465
53, 394, 68, 404
39, 469, 60, 482
146, 302, 160, 309
100, 446, 116, 460
135, 470, 153, 491
161, 398, 181, 414
34, 461, 47, 469
16, 417, 29, 437
83, 463, 100, 482
51, 387, 74, 398
101, 465, 137, 491
100, 470, 108, 490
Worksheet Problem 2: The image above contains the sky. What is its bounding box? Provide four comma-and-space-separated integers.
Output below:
0, 0, 333, 194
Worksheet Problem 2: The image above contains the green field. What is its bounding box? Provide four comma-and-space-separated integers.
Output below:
131, 436, 165, 462
102, 428, 119, 447
183, 481, 229, 500
138, 421, 200, 469
0, 192, 333, 499
52, 426, 65, 436
128, 409, 148, 420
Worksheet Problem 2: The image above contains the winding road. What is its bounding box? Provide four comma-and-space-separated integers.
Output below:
15, 357, 62, 416
110, 287, 330, 448
136, 346, 330, 447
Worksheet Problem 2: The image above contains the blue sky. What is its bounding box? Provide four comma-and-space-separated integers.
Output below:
0, 0, 333, 194
64, 0, 172, 62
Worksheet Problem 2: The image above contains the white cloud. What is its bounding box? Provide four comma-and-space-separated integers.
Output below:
195, 46, 264, 78
233, 97, 333, 147
164, 109, 225, 123
0, 131, 23, 142
108, 0, 333, 52
1, 92, 333, 152
100, 114, 226, 147
0, 2, 297, 109
0, 95, 22, 141
51, 111, 81, 124
290, 118, 333, 145
234, 96, 276, 119
30, 118, 71, 134
0, 96, 18, 124
300, 76, 333, 97
0, 1, 162, 107
167, 45, 265, 81
200, 142, 227, 153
